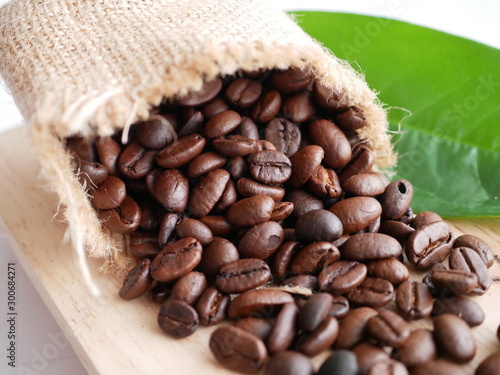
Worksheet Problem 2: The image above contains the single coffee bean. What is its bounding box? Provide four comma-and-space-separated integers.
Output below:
196, 287, 229, 326
449, 247, 490, 294
186, 152, 227, 178
265, 351, 314, 375
431, 268, 478, 296
212, 134, 257, 157
298, 293, 333, 332
199, 216, 235, 237
290, 241, 340, 276
204, 110, 241, 139
318, 260, 367, 295
189, 169, 230, 218
346, 277, 394, 308
280, 275, 318, 293
411, 210, 443, 229
341, 233, 402, 260
297, 316, 339, 357
139, 200, 164, 232
264, 118, 301, 157
271, 241, 300, 281
248, 150, 292, 185
150, 169, 189, 213
202, 98, 229, 119
352, 342, 390, 375
129, 232, 161, 259
216, 258, 271, 294
393, 329, 436, 368
286, 189, 324, 218
330, 197, 382, 234
432, 296, 485, 327
237, 178, 286, 201
176, 218, 213, 246
307, 165, 342, 199
317, 350, 358, 375
282, 91, 316, 123
227, 195, 275, 227
366, 258, 409, 284
158, 213, 181, 247
268, 303, 299, 354
67, 136, 96, 162
337, 144, 374, 184
119, 258, 153, 300
335, 307, 378, 349
380, 179, 414, 220
433, 314, 476, 363
366, 310, 410, 348
270, 201, 294, 222
250, 89, 281, 123
313, 81, 349, 112
334, 106, 368, 131
96, 136, 121, 175
169, 271, 207, 306
328, 296, 350, 319
225, 78, 262, 108
178, 110, 204, 137
378, 220, 415, 244
98, 196, 141, 234
405, 221, 454, 270
272, 67, 312, 94
453, 234, 494, 268
234, 317, 273, 341
228, 289, 294, 319
238, 221, 284, 259
289, 145, 324, 188
198, 236, 239, 279
156, 133, 206, 168
76, 159, 108, 187
309, 119, 351, 169
234, 116, 259, 140
150, 237, 202, 282
91, 175, 126, 209
343, 172, 389, 197
151, 283, 173, 304
212, 179, 237, 213
135, 118, 174, 149
227, 156, 248, 179
158, 299, 199, 338
475, 350, 500, 375
395, 280, 433, 320
176, 77, 222, 106
410, 360, 467, 375
295, 209, 343, 243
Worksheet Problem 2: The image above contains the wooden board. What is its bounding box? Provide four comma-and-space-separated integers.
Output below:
0, 126, 499, 374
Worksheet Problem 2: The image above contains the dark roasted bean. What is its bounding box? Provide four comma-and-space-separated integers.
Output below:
264, 118, 301, 157
395, 280, 433, 320
158, 213, 181, 248
187, 152, 227, 178
307, 166, 342, 198
449, 246, 490, 294
270, 201, 294, 222
347, 277, 394, 309
237, 178, 285, 201
380, 179, 414, 220
433, 314, 476, 363
312, 81, 349, 112
432, 296, 485, 327
341, 233, 402, 260
379, 220, 415, 243
151, 283, 173, 304
67, 136, 96, 162
234, 317, 273, 341
431, 268, 478, 296
119, 259, 153, 300
189, 169, 230, 218
135, 118, 174, 149
198, 237, 239, 280
309, 119, 351, 169
328, 296, 350, 319
298, 293, 333, 332
96, 136, 121, 175
158, 299, 199, 338
139, 200, 163, 231
248, 150, 292, 185
150, 169, 189, 213
335, 106, 368, 130
202, 98, 229, 119
236, 116, 260, 140
410, 360, 467, 375
176, 77, 222, 106
295, 209, 343, 243
366, 258, 409, 284
297, 316, 339, 357
91, 175, 126, 209
129, 232, 161, 259
76, 159, 108, 186
196, 287, 229, 326
352, 343, 390, 374
330, 197, 382, 234
289, 145, 324, 188
337, 144, 374, 184
268, 303, 299, 354
227, 195, 274, 227
216, 258, 271, 294
282, 91, 316, 123
393, 329, 436, 368
265, 351, 314, 375
212, 134, 256, 157
199, 216, 235, 237
98, 195, 141, 234
228, 289, 294, 319
290, 241, 340, 276
176, 218, 213, 246
317, 350, 358, 375
453, 234, 494, 268
367, 310, 410, 347
250, 89, 281, 123
204, 110, 241, 139
238, 221, 284, 259
318, 261, 367, 295
178, 111, 204, 137
335, 307, 378, 349
475, 351, 500, 375
156, 133, 206, 168
170, 271, 207, 305
225, 78, 262, 108
286, 189, 324, 218
272, 67, 312, 94
343, 172, 389, 196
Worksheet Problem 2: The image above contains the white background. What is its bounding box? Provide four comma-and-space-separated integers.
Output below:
1, 1, 498, 374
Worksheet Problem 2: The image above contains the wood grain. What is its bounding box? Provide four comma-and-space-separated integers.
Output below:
0, 126, 499, 374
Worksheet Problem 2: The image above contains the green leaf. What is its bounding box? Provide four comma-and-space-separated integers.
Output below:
292, 11, 500, 217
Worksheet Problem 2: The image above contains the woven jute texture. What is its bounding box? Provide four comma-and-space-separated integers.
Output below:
0, 0, 396, 276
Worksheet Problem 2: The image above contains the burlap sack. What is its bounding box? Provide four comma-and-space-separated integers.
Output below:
0, 0, 396, 285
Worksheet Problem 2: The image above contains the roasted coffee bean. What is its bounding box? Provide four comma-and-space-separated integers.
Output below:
475, 351, 500, 375
158, 299, 199, 338
394, 329, 437, 368
449, 247, 490, 294
268, 303, 299, 353
313, 81, 349, 112
454, 234, 495, 268
366, 258, 409, 284
178, 111, 204, 137
248, 150, 292, 185
405, 221, 454, 269
251, 89, 281, 123
422, 262, 446, 296
337, 144, 374, 184
347, 277, 394, 308
204, 110, 241, 139
198, 237, 239, 280
271, 241, 300, 281
150, 237, 202, 282
411, 210, 443, 229
330, 197, 382, 234
265, 351, 314, 375
432, 296, 485, 327
433, 314, 476, 363
67, 136, 96, 162
189, 169, 230, 218
282, 91, 316, 123
170, 271, 207, 305
228, 289, 294, 319
307, 165, 342, 198
176, 218, 213, 246
335, 307, 378, 349
318, 260, 367, 295
213, 134, 257, 157
139, 200, 163, 231
431, 268, 478, 296
235, 318, 272, 342
150, 169, 189, 213
309, 119, 351, 169
270, 201, 294, 222
213, 179, 238, 213
119, 259, 153, 300
91, 175, 126, 209
298, 293, 333, 332
225, 78, 262, 108
297, 316, 339, 357
289, 145, 324, 188
272, 67, 312, 94
238, 221, 284, 259
410, 360, 467, 375
227, 195, 274, 227
328, 296, 350, 319
264, 118, 301, 157
395, 280, 433, 320
352, 342, 390, 374
295, 209, 343, 242
366, 310, 410, 347
280, 275, 318, 293
290, 241, 340, 276
176, 77, 222, 106
216, 258, 271, 294
317, 350, 358, 375
135, 118, 174, 149
199, 216, 235, 237
187, 152, 227, 178
332, 234, 350, 248
96, 136, 121, 175
156, 133, 206, 168
129, 232, 161, 259
196, 287, 229, 326
334, 106, 368, 131
158, 213, 181, 247
227, 156, 248, 179
379, 220, 415, 243
234, 116, 259, 141
380, 179, 414, 220
76, 159, 108, 187
210, 326, 267, 373
151, 283, 173, 304
237, 178, 285, 201
98, 196, 141, 234
286, 189, 324, 218
341, 233, 402, 260
343, 172, 389, 197
202, 98, 229, 119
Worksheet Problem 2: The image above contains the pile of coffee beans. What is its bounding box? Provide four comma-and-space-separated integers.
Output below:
67, 68, 499, 374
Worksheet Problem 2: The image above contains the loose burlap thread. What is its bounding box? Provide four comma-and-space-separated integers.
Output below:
0, 0, 396, 279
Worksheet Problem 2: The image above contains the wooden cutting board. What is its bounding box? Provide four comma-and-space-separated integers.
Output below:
0, 126, 499, 374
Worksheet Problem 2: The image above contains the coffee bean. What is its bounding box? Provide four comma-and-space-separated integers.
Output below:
298, 293, 333, 333
271, 241, 300, 281
129, 232, 161, 259
330, 197, 382, 234
189, 169, 230, 218
367, 310, 410, 347
449, 246, 490, 294
341, 233, 402, 260
237, 178, 286, 201
352, 342, 390, 374
135, 118, 174, 149
318, 260, 367, 295
337, 144, 374, 184
405, 221, 454, 269
335, 307, 378, 349
297, 316, 339, 357
347, 277, 394, 308
234, 317, 273, 341
139, 200, 164, 231
475, 350, 500, 375
272, 67, 312, 94
290, 241, 340, 276
199, 216, 235, 237
238, 221, 284, 259
317, 350, 358, 375
204, 110, 241, 139
295, 209, 343, 242
98, 195, 141, 234
248, 150, 292, 185
264, 118, 301, 157
312, 81, 349, 112
328, 296, 350, 319
265, 351, 314, 375
379, 220, 415, 243
198, 237, 239, 280
176, 77, 222, 106
270, 201, 294, 222
251, 89, 281, 123
343, 172, 389, 196
151, 283, 173, 304
216, 258, 271, 294
235, 116, 260, 140
307, 165, 342, 199
213, 134, 257, 157
76, 159, 108, 186
176, 218, 213, 246
289, 145, 324, 188
309, 119, 351, 169
158, 299, 199, 338
213, 179, 238, 213
286, 189, 324, 218
228, 289, 294, 319
410, 360, 467, 375
380, 179, 414, 220
366, 258, 409, 284
202, 98, 229, 119
150, 237, 202, 282
282, 91, 316, 123
433, 314, 476, 363
225, 78, 263, 109
119, 259, 153, 300
158, 213, 181, 248
67, 136, 97, 162
186, 152, 227, 178
196, 287, 229, 326
393, 329, 436, 368
227, 195, 275, 227
453, 234, 495, 268
268, 303, 299, 353
395, 280, 433, 320
96, 136, 121, 175
150, 169, 189, 213
432, 296, 485, 327
91, 175, 126, 209
411, 210, 443, 229
431, 268, 479, 296
170, 271, 207, 305
156, 133, 206, 168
